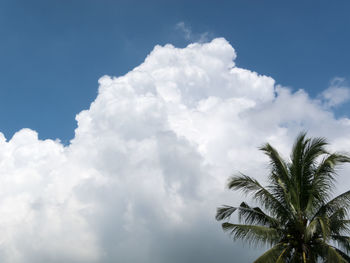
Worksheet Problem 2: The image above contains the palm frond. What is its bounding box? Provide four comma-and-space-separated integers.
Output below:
329, 208, 350, 235
215, 205, 237, 221
222, 223, 279, 246
305, 217, 319, 241
252, 243, 286, 263
227, 174, 264, 194
227, 174, 291, 220
332, 235, 350, 254
313, 191, 350, 220
309, 154, 350, 211
259, 143, 290, 186
319, 216, 331, 241
260, 143, 295, 218
237, 202, 280, 228
334, 248, 350, 262
299, 137, 328, 211
324, 244, 348, 263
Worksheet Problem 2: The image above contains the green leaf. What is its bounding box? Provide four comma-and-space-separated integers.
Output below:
253, 243, 286, 263
215, 205, 237, 221
222, 223, 279, 246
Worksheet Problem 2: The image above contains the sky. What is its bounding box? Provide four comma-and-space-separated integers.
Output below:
1, 1, 350, 262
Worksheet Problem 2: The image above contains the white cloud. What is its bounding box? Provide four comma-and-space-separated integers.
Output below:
175, 21, 210, 43
175, 22, 192, 40
0, 38, 350, 262
321, 77, 350, 107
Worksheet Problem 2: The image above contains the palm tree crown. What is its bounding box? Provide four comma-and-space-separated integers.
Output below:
216, 133, 350, 262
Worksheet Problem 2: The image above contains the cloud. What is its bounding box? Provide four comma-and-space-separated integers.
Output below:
320, 77, 350, 107
175, 21, 210, 43
0, 38, 350, 262
175, 22, 192, 40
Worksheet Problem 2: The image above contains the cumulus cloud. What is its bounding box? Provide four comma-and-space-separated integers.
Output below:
0, 38, 350, 262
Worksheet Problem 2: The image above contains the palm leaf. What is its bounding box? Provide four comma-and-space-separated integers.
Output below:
334, 248, 350, 262
237, 202, 280, 228
332, 235, 350, 253
309, 154, 350, 212
215, 205, 237, 221
222, 223, 279, 246
227, 174, 291, 220
325, 245, 348, 263
252, 243, 286, 263
313, 191, 350, 220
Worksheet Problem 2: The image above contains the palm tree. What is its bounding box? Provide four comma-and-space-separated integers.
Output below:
216, 133, 350, 262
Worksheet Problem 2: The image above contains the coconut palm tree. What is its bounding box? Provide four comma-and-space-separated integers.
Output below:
216, 133, 350, 262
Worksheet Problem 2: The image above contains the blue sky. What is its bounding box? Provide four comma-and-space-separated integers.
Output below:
1, 0, 350, 143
